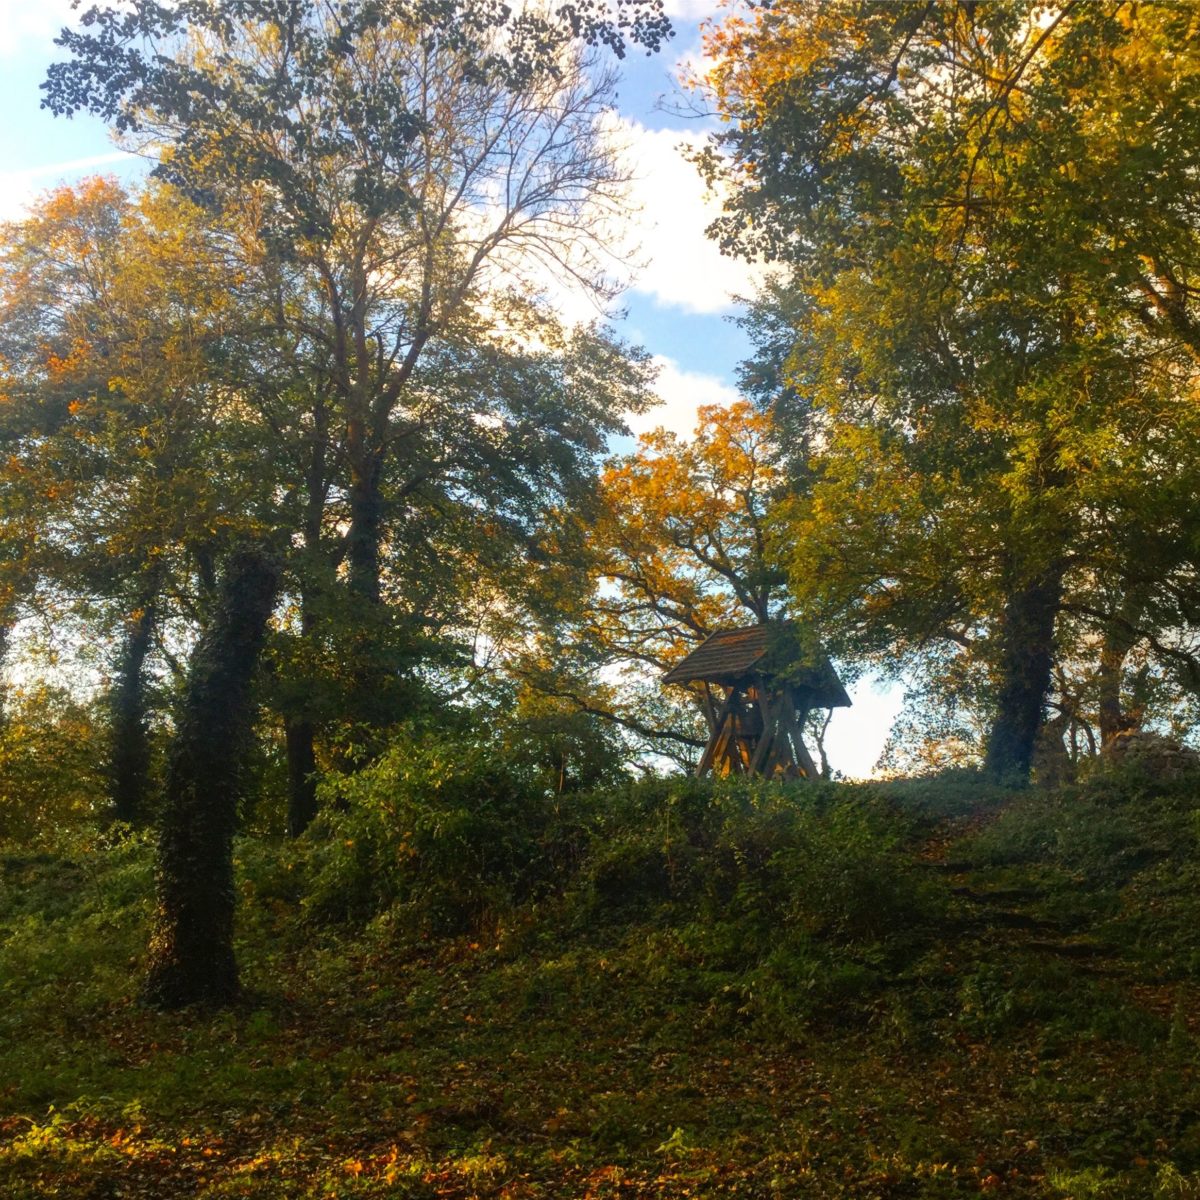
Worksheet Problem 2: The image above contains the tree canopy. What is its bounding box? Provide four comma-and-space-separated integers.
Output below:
0, 0, 669, 1003
699, 0, 1200, 778
4, 0, 1200, 1024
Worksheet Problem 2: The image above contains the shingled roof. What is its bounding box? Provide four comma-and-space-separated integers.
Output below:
662, 622, 851, 709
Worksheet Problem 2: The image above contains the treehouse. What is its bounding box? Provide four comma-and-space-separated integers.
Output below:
662, 622, 851, 780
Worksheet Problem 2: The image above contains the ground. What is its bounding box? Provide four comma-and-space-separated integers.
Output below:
3, 771, 1200, 1198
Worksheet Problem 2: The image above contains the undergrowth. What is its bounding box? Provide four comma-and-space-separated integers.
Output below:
3, 766, 1200, 1196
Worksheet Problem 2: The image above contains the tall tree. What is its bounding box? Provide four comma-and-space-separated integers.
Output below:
46, 0, 653, 603
47, 1, 660, 816
3, 1, 666, 1005
0, 179, 254, 819
700, 0, 1200, 777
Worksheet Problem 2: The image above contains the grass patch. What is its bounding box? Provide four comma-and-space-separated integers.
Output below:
4, 769, 1200, 1195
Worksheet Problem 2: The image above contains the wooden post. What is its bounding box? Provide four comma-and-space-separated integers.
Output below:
696, 687, 735, 777
772, 689, 804, 780
726, 690, 746, 774
701, 682, 718, 735
790, 699, 820, 779
749, 678, 778, 775
695, 681, 832, 783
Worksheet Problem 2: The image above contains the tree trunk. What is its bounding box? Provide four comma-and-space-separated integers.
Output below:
286, 718, 318, 837
0, 622, 9, 727
346, 457, 383, 604
283, 580, 322, 837
284, 404, 332, 835
108, 590, 158, 824
1097, 598, 1143, 745
344, 452, 404, 741
984, 562, 1065, 783
808, 708, 834, 779
142, 546, 280, 1010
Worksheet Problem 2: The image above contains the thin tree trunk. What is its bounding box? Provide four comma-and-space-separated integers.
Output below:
284, 399, 331, 836
984, 561, 1065, 783
286, 718, 318, 837
283, 578, 322, 837
809, 708, 834, 779
344, 452, 401, 741
142, 545, 280, 1010
108, 588, 159, 824
0, 622, 9, 727
1098, 597, 1143, 745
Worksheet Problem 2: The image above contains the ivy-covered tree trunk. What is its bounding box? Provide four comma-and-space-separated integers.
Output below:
984, 562, 1066, 783
143, 546, 280, 1009
108, 589, 159, 824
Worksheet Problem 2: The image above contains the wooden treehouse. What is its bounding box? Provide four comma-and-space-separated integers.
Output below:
662, 622, 851, 780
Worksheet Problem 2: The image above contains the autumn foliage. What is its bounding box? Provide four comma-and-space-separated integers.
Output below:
3, 0, 1200, 1195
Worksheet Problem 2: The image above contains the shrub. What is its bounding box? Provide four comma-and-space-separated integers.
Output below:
963, 771, 1197, 882
874, 767, 1013, 824
574, 776, 943, 951
303, 732, 593, 933
301, 747, 945, 1037
0, 827, 154, 1039
0, 686, 106, 844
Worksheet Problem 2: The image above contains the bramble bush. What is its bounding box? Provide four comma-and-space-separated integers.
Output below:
302, 732, 596, 933
957, 764, 1200, 984
559, 776, 946, 1032
303, 744, 942, 948
0, 825, 154, 1074
873, 766, 1013, 823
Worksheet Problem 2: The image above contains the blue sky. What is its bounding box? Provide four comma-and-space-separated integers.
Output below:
0, 0, 903, 775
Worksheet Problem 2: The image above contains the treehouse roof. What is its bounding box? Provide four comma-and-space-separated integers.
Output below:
661, 621, 851, 709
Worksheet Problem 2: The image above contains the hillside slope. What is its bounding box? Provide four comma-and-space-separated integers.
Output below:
3, 770, 1200, 1198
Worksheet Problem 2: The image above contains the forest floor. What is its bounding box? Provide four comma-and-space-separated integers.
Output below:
4, 771, 1200, 1198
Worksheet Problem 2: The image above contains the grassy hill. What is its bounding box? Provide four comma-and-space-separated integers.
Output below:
4, 767, 1200, 1198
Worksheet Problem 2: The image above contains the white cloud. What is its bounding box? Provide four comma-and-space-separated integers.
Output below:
0, 0, 79, 58
0, 152, 138, 222
614, 117, 764, 316
660, 0, 724, 20
2, 152, 134, 186
627, 354, 739, 439
460, 113, 765, 328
